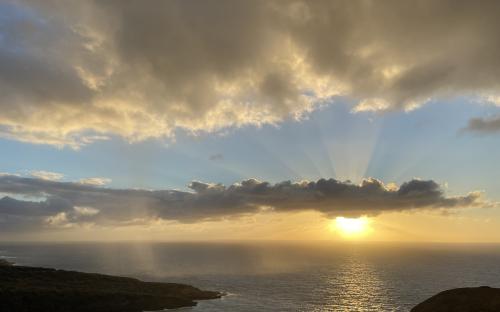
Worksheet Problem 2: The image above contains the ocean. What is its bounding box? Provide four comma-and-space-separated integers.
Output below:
1, 242, 500, 311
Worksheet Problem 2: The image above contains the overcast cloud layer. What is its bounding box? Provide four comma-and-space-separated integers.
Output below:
0, 174, 485, 232
1, 0, 500, 147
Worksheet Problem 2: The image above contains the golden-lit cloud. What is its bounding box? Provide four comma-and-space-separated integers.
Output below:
2, 0, 500, 147
0, 174, 490, 234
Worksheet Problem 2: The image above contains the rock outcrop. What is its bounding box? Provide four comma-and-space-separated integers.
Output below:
411, 286, 500, 312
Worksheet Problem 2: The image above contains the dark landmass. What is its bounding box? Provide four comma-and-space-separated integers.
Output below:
0, 262, 222, 312
411, 286, 500, 312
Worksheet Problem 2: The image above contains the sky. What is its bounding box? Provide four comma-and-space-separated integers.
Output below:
1, 0, 500, 242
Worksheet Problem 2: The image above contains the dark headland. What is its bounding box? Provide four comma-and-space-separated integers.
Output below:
0, 260, 222, 312
411, 286, 500, 312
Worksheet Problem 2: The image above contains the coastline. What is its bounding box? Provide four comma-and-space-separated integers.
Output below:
0, 262, 222, 312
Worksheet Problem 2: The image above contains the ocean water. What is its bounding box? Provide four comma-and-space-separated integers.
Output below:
1, 242, 500, 311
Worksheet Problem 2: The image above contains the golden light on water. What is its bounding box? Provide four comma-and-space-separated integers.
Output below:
332, 217, 370, 238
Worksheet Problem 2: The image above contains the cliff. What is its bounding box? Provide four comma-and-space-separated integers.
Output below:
0, 264, 221, 312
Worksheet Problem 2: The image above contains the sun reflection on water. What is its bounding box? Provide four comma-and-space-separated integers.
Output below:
312, 250, 396, 311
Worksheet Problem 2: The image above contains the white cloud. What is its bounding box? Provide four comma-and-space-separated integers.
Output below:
0, 1, 336, 147
483, 95, 500, 107
30, 171, 63, 181
74, 206, 100, 217
1, 1, 500, 146
79, 177, 112, 186
45, 212, 71, 228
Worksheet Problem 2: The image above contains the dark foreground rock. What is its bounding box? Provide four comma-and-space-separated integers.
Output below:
411, 286, 500, 312
0, 264, 222, 312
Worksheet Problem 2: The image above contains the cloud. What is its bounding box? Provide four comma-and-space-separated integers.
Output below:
79, 177, 112, 186
45, 206, 99, 228
209, 153, 224, 161
463, 115, 500, 133
0, 175, 488, 232
1, 0, 500, 147
29, 170, 63, 181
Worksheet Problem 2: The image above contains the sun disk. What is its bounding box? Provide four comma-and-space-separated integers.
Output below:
333, 216, 370, 237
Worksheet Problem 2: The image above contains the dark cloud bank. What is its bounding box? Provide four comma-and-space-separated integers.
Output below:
2, 0, 500, 146
0, 175, 484, 232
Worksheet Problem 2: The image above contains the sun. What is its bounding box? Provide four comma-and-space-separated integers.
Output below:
331, 217, 370, 238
